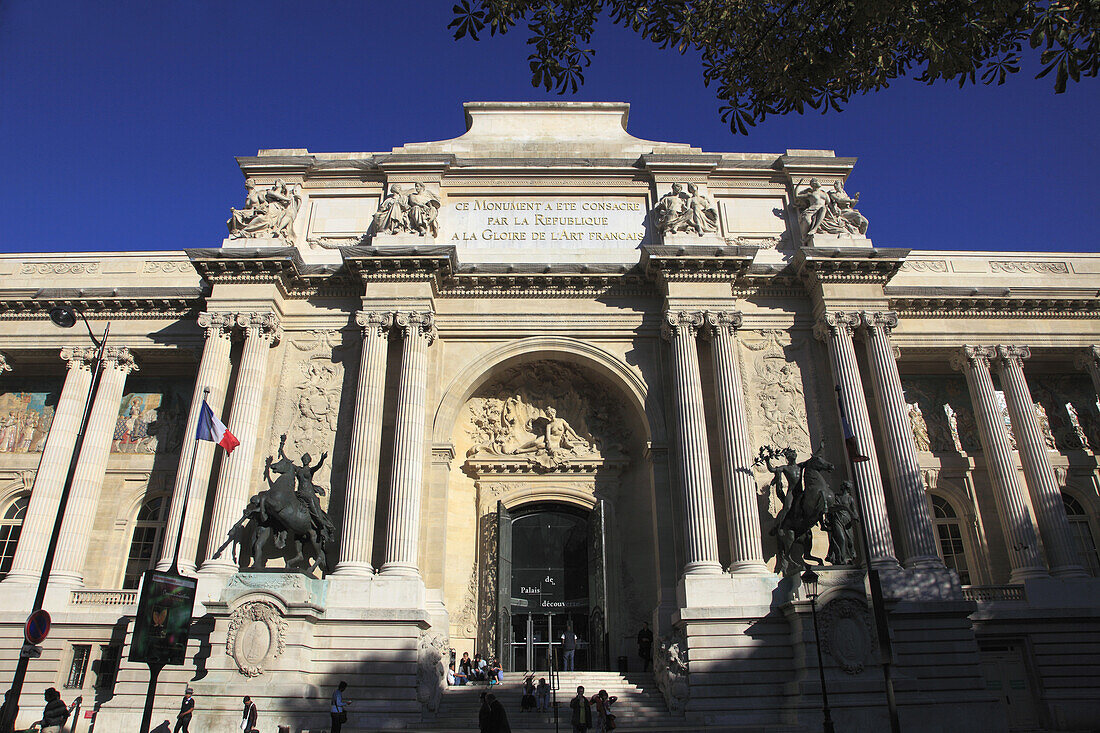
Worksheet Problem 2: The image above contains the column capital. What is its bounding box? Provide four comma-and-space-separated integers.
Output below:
994, 345, 1031, 365
701, 310, 742, 338
0, 352, 10, 374
197, 311, 235, 339
60, 346, 99, 370
355, 310, 396, 338
1073, 345, 1100, 372
813, 311, 860, 341
951, 345, 996, 371
392, 311, 436, 344
103, 346, 139, 374
236, 311, 282, 345
859, 310, 898, 332
661, 310, 705, 341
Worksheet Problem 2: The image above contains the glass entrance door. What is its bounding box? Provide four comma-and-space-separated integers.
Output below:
510, 611, 591, 672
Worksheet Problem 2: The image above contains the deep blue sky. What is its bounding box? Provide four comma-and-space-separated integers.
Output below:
1, 0, 1096, 254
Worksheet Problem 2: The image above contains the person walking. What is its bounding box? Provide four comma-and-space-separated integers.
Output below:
569, 685, 592, 733
561, 623, 578, 671
173, 687, 194, 733
330, 680, 350, 733
36, 688, 69, 733
478, 691, 491, 733
486, 692, 512, 733
241, 695, 258, 733
591, 689, 617, 732
637, 621, 654, 671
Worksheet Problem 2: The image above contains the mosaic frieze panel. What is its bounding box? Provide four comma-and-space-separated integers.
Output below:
0, 382, 58, 454
1030, 374, 1100, 452
112, 380, 190, 454
901, 376, 981, 453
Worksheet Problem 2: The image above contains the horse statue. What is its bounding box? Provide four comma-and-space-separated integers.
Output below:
215, 434, 336, 575
760, 443, 837, 575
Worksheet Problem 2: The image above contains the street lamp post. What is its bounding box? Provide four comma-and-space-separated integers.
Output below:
801, 569, 836, 733
0, 307, 108, 733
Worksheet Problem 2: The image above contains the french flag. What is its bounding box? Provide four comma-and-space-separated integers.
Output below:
196, 400, 240, 453
836, 387, 869, 464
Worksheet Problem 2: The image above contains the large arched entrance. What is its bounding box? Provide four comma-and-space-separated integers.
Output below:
500, 502, 608, 672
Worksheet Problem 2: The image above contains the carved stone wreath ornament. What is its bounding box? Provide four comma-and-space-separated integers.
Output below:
818, 598, 875, 674
226, 600, 288, 677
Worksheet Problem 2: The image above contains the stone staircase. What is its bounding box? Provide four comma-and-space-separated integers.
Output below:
420, 671, 682, 731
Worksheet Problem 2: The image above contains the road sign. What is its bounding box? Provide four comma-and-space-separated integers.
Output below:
24, 609, 51, 644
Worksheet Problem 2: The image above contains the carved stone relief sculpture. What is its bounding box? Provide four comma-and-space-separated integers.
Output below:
654, 630, 690, 714
792, 178, 869, 241
226, 600, 288, 677
372, 182, 440, 237
417, 631, 448, 712
907, 402, 931, 452
653, 183, 718, 237
227, 179, 302, 242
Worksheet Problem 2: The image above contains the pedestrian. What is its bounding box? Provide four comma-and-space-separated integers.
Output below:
637, 621, 653, 671
569, 685, 592, 733
486, 692, 512, 733
561, 622, 578, 671
478, 691, 491, 733
173, 687, 194, 733
241, 695, 258, 733
37, 688, 69, 733
330, 680, 350, 733
521, 676, 536, 712
535, 677, 550, 713
591, 689, 617, 732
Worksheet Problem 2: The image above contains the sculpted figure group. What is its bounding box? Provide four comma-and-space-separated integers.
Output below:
653, 183, 719, 237
373, 182, 441, 237
793, 178, 869, 240
227, 179, 302, 241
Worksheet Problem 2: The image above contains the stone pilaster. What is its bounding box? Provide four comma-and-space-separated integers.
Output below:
951, 346, 1048, 582
2, 348, 96, 585
860, 311, 941, 568
156, 312, 235, 574
335, 311, 393, 576
380, 312, 434, 577
703, 311, 767, 574
663, 310, 722, 576
815, 312, 898, 567
994, 346, 1087, 578
51, 347, 139, 586
201, 312, 281, 574
1075, 345, 1100, 401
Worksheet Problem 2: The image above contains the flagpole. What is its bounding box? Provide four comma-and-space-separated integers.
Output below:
170, 387, 208, 575
834, 386, 900, 733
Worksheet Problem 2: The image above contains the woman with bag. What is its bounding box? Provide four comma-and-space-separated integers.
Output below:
330, 681, 350, 733
590, 689, 617, 732
240, 696, 258, 732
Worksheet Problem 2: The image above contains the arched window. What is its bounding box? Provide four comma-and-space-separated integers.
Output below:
0, 494, 29, 578
1063, 492, 1100, 576
931, 494, 971, 585
123, 496, 168, 589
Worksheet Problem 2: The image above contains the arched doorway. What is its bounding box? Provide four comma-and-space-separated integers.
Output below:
499, 502, 608, 672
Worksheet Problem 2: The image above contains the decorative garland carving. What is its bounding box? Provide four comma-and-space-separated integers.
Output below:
19, 262, 101, 275
818, 597, 875, 674
990, 261, 1069, 274
225, 600, 288, 677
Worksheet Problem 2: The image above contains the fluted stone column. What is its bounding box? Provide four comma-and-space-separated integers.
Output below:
860, 311, 941, 567
663, 311, 722, 575
952, 346, 1048, 582
156, 312, 235, 574
1076, 346, 1100, 401
3, 348, 96, 585
51, 347, 138, 585
202, 312, 281, 574
380, 312, 434, 577
815, 312, 898, 567
703, 311, 767, 573
994, 346, 1087, 578
335, 311, 393, 576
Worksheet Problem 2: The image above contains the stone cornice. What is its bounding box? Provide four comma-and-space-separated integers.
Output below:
794, 246, 910, 285
185, 247, 307, 290
0, 286, 205, 320
341, 244, 456, 288
641, 244, 758, 283
888, 285, 1100, 319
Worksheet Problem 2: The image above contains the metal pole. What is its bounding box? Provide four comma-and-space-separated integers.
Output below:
808, 594, 836, 733
0, 322, 109, 733
836, 386, 901, 733
169, 387, 207, 574
138, 662, 164, 733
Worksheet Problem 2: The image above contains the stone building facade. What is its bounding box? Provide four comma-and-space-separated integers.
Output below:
0, 102, 1097, 731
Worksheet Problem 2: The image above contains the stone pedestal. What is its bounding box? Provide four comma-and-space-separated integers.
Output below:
806, 233, 874, 248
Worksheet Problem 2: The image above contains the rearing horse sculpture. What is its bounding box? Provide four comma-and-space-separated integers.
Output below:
763, 444, 836, 575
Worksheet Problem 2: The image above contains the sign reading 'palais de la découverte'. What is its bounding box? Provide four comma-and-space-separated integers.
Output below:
445, 196, 648, 247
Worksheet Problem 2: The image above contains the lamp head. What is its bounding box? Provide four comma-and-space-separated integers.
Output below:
48, 306, 77, 329
801, 569, 820, 599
